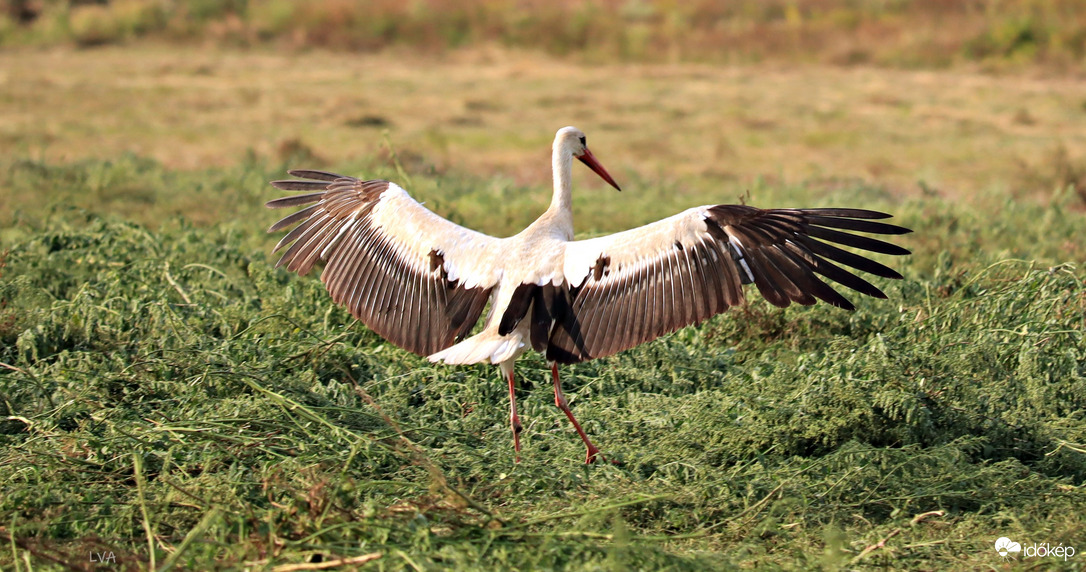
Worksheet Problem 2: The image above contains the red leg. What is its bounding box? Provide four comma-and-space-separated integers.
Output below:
551, 363, 603, 464
506, 366, 522, 462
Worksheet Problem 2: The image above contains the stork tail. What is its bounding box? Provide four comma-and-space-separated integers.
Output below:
428, 331, 525, 365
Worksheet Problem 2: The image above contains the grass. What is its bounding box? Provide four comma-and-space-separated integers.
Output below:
1, 151, 1085, 569
2, 34, 1086, 569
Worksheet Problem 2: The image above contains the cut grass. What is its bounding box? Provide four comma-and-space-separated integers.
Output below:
1, 155, 1085, 569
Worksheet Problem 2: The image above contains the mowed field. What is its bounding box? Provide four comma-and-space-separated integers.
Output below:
5, 46, 1086, 223
2, 45, 1086, 570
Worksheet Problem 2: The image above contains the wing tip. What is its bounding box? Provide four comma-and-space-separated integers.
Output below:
286, 169, 345, 181
834, 298, 857, 311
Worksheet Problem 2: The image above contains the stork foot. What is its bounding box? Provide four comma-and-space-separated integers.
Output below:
584, 444, 601, 464
511, 411, 522, 462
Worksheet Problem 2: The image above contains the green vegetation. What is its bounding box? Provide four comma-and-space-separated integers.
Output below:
2, 2, 1086, 566
4, 0, 1086, 70
1, 155, 1084, 569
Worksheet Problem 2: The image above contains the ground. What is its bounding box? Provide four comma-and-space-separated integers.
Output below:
1, 42, 1085, 571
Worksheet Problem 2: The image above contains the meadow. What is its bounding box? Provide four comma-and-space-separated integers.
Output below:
3, 3, 1086, 570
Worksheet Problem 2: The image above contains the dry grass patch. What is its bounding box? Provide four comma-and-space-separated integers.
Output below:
3, 47, 1086, 221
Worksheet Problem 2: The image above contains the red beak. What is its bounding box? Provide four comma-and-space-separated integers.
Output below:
577, 148, 621, 191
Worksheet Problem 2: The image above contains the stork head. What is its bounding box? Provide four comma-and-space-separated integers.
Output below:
556, 126, 621, 191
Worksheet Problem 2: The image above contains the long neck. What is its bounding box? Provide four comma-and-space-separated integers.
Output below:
548, 145, 573, 215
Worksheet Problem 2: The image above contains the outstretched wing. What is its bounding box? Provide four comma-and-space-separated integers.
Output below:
549, 205, 911, 363
266, 170, 504, 356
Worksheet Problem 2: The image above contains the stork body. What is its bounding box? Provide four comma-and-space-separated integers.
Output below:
266, 126, 911, 463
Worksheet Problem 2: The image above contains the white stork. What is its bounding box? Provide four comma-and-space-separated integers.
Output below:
266, 126, 911, 463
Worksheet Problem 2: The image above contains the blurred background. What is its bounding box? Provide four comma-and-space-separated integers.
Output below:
3, 0, 1086, 240
6, 0, 1086, 66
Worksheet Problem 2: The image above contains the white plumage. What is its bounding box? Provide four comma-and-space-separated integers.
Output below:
267, 126, 911, 463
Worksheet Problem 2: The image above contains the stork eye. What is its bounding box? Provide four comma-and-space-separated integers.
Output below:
579, 136, 586, 147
